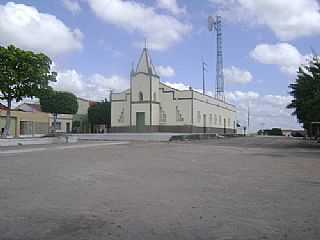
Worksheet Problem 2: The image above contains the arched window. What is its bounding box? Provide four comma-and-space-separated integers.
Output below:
139, 92, 143, 101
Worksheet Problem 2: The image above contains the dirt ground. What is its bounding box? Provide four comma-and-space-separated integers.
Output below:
0, 137, 319, 240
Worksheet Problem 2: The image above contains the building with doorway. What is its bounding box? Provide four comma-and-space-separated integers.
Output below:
16, 97, 95, 134
16, 103, 73, 134
111, 47, 237, 133
0, 110, 49, 137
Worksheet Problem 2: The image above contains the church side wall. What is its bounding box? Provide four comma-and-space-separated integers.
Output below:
192, 92, 236, 133
111, 91, 130, 127
158, 85, 193, 127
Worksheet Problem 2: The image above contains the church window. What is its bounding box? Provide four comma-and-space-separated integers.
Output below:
139, 92, 143, 101
160, 106, 167, 123
176, 106, 184, 122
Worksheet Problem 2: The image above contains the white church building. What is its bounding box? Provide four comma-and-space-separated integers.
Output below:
111, 47, 237, 134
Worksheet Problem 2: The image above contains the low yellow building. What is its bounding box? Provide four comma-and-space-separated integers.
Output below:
1, 97, 94, 137
0, 110, 49, 137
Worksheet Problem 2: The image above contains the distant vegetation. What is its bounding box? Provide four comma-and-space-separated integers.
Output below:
40, 90, 78, 133
88, 101, 111, 133
258, 128, 283, 136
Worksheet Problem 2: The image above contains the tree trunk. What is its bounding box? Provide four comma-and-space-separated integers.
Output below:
53, 113, 58, 134
3, 98, 12, 137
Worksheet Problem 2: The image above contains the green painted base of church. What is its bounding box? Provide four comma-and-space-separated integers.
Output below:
111, 125, 236, 134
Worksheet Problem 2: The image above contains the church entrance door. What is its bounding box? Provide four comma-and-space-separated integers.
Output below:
136, 112, 145, 132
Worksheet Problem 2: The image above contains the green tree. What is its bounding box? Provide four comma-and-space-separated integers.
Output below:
40, 91, 78, 133
288, 57, 320, 135
0, 45, 56, 137
88, 101, 111, 132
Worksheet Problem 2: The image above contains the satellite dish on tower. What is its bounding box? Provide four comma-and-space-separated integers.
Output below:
208, 16, 215, 32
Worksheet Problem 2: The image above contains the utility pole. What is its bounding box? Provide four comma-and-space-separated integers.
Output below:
202, 60, 208, 95
247, 103, 250, 134
107, 89, 113, 133
109, 89, 113, 102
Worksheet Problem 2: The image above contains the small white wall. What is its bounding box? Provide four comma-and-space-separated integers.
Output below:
49, 114, 73, 133
151, 103, 160, 126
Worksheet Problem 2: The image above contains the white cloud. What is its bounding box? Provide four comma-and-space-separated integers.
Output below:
250, 43, 310, 75
62, 0, 82, 14
0, 2, 83, 57
51, 67, 129, 101
224, 66, 253, 84
164, 81, 190, 90
225, 91, 301, 131
156, 0, 186, 15
210, 0, 320, 40
87, 0, 191, 50
156, 65, 176, 78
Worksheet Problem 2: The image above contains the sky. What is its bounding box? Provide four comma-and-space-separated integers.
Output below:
1, 0, 319, 131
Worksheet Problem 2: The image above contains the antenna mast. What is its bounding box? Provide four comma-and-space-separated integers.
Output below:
202, 59, 208, 95
208, 16, 224, 100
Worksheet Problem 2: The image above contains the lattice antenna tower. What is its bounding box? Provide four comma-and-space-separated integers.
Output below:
208, 16, 224, 100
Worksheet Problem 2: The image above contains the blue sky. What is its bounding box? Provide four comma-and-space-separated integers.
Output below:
1, 0, 319, 130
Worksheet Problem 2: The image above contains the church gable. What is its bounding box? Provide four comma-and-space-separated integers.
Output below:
136, 47, 157, 75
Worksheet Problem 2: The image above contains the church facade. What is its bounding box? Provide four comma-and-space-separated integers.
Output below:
111, 47, 237, 134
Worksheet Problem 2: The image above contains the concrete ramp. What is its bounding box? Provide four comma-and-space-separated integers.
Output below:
74, 133, 222, 142
74, 133, 179, 142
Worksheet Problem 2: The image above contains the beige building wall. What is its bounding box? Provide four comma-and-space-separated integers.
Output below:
77, 98, 90, 115
0, 116, 17, 136
0, 110, 49, 137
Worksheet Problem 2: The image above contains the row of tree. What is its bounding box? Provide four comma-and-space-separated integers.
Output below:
1, 45, 111, 137
88, 101, 111, 132
288, 56, 320, 138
